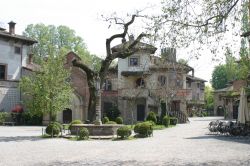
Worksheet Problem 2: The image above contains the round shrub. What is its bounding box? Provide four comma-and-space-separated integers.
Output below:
134, 121, 153, 137
162, 116, 170, 127
102, 116, 109, 124
78, 127, 89, 140
52, 121, 63, 131
169, 117, 178, 125
105, 121, 117, 124
45, 123, 60, 136
69, 120, 82, 130
146, 111, 157, 124
117, 126, 132, 139
115, 117, 123, 124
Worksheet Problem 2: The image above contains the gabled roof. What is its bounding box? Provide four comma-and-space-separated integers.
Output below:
186, 75, 207, 82
0, 31, 37, 45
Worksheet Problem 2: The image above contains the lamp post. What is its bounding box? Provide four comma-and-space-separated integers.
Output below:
94, 75, 102, 125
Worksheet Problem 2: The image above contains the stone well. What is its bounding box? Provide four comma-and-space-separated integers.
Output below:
70, 124, 124, 136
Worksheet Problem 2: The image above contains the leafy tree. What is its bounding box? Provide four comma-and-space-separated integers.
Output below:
211, 65, 228, 90
20, 53, 73, 122
23, 24, 101, 70
204, 85, 214, 111
147, 0, 244, 58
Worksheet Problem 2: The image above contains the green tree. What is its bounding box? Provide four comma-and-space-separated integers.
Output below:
20, 53, 73, 122
23, 24, 101, 71
204, 85, 214, 111
211, 65, 228, 90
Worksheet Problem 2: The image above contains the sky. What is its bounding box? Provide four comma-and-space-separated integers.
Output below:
0, 0, 242, 84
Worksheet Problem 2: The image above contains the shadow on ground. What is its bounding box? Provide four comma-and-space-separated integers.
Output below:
0, 136, 43, 142
36, 159, 250, 166
186, 135, 250, 145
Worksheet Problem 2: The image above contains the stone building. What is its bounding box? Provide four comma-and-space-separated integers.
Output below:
107, 38, 206, 124
0, 21, 37, 112
213, 80, 247, 119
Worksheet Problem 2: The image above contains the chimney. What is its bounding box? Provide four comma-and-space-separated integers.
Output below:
161, 47, 176, 62
8, 21, 16, 35
28, 53, 33, 64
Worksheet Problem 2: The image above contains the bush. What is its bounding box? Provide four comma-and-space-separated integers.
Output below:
105, 121, 117, 124
162, 116, 170, 127
52, 121, 63, 131
0, 112, 8, 124
117, 126, 132, 139
134, 121, 153, 137
102, 116, 109, 124
115, 117, 123, 124
69, 120, 83, 130
146, 111, 157, 124
105, 106, 120, 121
78, 127, 89, 140
22, 111, 42, 125
169, 117, 178, 125
46, 123, 60, 136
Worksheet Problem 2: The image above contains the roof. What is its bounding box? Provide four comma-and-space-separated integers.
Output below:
0, 30, 37, 45
186, 75, 207, 82
111, 41, 157, 54
214, 86, 233, 93
149, 61, 193, 73
22, 63, 41, 72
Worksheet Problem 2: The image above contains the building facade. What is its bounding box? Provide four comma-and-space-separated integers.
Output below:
0, 21, 36, 112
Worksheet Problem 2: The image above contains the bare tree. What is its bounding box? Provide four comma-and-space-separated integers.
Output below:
72, 14, 148, 121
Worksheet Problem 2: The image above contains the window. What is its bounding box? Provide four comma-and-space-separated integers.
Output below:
14, 46, 21, 54
129, 57, 139, 66
158, 75, 166, 86
136, 78, 145, 88
104, 79, 112, 91
0, 65, 6, 80
197, 83, 200, 88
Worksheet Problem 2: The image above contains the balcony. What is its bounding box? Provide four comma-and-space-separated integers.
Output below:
119, 88, 149, 99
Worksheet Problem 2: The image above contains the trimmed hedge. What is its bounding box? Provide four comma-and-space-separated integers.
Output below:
115, 117, 123, 124
103, 116, 109, 124
46, 123, 60, 136
162, 116, 170, 127
117, 126, 132, 139
169, 117, 178, 125
134, 121, 153, 137
78, 127, 89, 140
105, 121, 117, 124
146, 111, 157, 124
69, 120, 83, 130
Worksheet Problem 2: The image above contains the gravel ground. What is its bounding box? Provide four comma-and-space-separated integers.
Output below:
0, 117, 250, 166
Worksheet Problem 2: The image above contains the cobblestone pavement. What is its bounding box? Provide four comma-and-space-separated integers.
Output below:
0, 117, 250, 166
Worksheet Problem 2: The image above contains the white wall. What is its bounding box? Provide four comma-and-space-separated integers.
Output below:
0, 39, 30, 80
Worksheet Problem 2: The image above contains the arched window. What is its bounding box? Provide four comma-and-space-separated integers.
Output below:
136, 78, 145, 88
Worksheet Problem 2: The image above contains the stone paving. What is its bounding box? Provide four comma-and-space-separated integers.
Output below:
0, 117, 250, 166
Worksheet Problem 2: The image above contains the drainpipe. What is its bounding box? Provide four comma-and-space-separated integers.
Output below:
19, 44, 23, 104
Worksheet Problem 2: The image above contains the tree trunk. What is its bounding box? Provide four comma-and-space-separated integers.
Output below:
88, 86, 97, 121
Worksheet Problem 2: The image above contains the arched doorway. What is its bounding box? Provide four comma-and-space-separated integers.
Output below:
217, 106, 224, 116
63, 108, 72, 124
